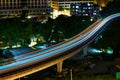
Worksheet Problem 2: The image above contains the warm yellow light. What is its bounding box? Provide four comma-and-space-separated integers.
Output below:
52, 9, 59, 19
52, 9, 71, 19
27, 15, 32, 19
101, 3, 106, 7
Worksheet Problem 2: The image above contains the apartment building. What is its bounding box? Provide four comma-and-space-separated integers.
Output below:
51, 0, 96, 18
0, 0, 110, 18
71, 2, 100, 20
51, 0, 96, 10
0, 0, 52, 17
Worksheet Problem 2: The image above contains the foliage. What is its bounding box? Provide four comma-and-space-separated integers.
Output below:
101, 0, 120, 17
92, 18, 120, 56
0, 15, 93, 48
93, 0, 120, 55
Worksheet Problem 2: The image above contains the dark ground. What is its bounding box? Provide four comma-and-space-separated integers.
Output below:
16, 52, 120, 80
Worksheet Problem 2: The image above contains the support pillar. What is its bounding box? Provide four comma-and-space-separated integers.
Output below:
70, 69, 73, 80
83, 46, 88, 56
57, 61, 63, 73
83, 46, 88, 65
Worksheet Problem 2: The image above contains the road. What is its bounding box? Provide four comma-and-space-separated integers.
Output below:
0, 13, 120, 79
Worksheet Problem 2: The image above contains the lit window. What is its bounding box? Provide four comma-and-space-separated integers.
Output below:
88, 7, 91, 9
93, 13, 96, 15
76, 6, 79, 8
76, 9, 78, 12
94, 10, 97, 12
86, 14, 88, 16
82, 10, 85, 13
87, 3, 90, 6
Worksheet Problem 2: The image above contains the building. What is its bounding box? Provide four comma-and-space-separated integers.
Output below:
51, 0, 59, 10
0, 0, 52, 18
59, 0, 96, 9
0, 0, 110, 18
51, 0, 96, 10
70, 2, 100, 20
51, 0, 96, 18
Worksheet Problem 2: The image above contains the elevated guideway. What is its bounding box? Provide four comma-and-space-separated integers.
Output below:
0, 13, 120, 80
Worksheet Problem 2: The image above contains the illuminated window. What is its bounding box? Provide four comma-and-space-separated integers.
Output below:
82, 10, 85, 13
88, 7, 91, 9
93, 13, 96, 15
76, 6, 79, 8
87, 3, 90, 6
76, 9, 78, 12
72, 6, 74, 8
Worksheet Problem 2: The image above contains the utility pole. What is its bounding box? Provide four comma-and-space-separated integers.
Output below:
70, 69, 73, 80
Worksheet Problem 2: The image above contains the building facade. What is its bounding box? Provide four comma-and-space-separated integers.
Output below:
51, 0, 59, 10
0, 0, 110, 18
0, 0, 52, 17
51, 0, 97, 18
70, 2, 100, 20
51, 0, 96, 10
51, 0, 111, 10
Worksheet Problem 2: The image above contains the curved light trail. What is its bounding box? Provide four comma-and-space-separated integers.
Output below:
0, 13, 120, 79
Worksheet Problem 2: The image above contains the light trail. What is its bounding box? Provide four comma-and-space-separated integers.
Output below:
0, 13, 120, 78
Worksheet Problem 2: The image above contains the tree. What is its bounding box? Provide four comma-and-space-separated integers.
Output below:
101, 0, 120, 17
93, 18, 120, 56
